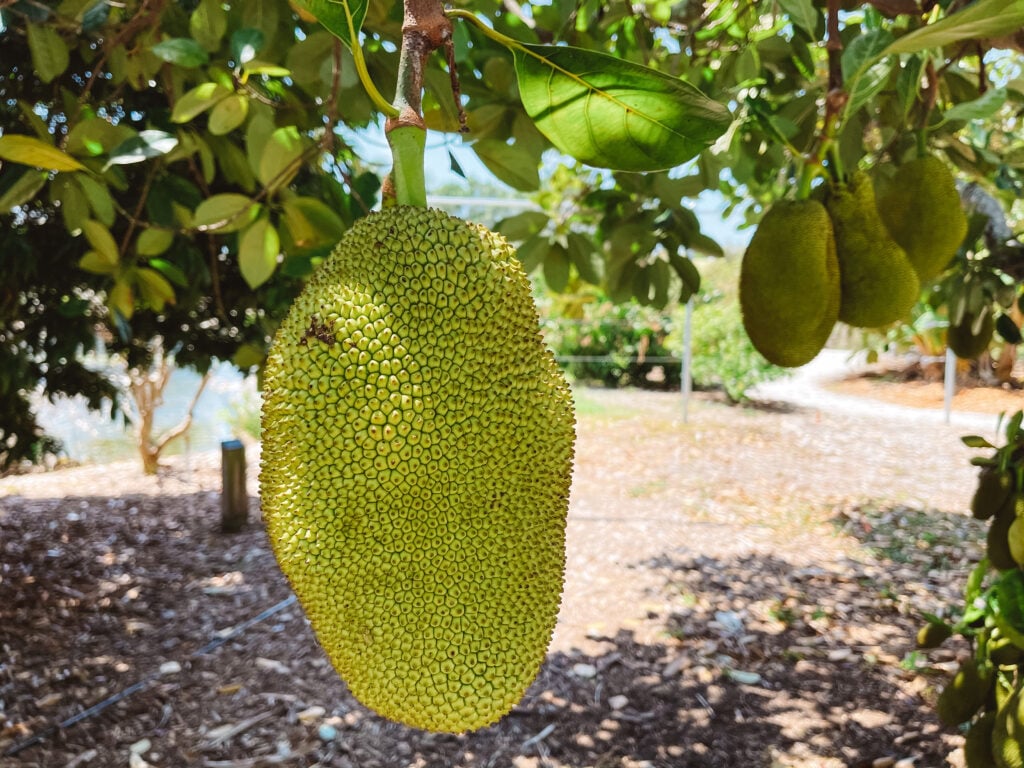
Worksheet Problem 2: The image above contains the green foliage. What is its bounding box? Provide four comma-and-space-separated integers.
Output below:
918, 412, 1024, 753
686, 289, 788, 403
542, 299, 681, 390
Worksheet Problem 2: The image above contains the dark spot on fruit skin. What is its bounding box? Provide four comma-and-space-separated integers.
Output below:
301, 316, 336, 346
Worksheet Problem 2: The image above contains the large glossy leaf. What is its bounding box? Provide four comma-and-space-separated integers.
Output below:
150, 38, 209, 67
104, 130, 179, 168
291, 0, 368, 49
881, 0, 1024, 56
472, 139, 541, 192
239, 217, 280, 288
842, 30, 895, 117
513, 43, 732, 172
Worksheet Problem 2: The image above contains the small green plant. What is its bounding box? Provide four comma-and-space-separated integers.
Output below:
917, 411, 1024, 761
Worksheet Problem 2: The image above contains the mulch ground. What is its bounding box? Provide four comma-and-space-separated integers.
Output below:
0, 380, 1005, 768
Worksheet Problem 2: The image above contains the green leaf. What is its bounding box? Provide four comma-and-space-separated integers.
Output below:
543, 244, 571, 292
231, 28, 264, 65
79, 250, 119, 275
512, 43, 732, 172
82, 219, 119, 262
776, 0, 819, 38
233, 343, 266, 370
52, 175, 89, 232
76, 174, 116, 226
472, 139, 541, 192
208, 94, 249, 135
882, 0, 1024, 56
0, 168, 48, 212
190, 0, 228, 51
995, 314, 1023, 345
150, 38, 210, 68
104, 130, 179, 169
239, 217, 281, 288
193, 193, 260, 233
27, 23, 70, 84
258, 127, 305, 191
135, 267, 176, 311
516, 234, 552, 274
292, 0, 368, 49
0, 135, 86, 172
137, 228, 175, 257
944, 88, 1008, 122
172, 82, 232, 123
148, 257, 189, 287
495, 210, 549, 241
280, 196, 346, 246
961, 435, 995, 448
566, 232, 602, 284
842, 30, 895, 116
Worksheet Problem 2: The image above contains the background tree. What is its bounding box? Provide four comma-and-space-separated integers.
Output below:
0, 0, 1023, 471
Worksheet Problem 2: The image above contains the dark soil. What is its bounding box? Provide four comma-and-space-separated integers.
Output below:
0, 386, 992, 768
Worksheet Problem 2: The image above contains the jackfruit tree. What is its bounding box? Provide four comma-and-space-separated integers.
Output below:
2, 0, 1023, 469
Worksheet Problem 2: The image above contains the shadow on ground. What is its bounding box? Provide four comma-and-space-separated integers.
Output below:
0, 490, 971, 767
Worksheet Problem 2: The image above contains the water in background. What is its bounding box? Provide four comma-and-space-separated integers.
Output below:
33, 362, 260, 465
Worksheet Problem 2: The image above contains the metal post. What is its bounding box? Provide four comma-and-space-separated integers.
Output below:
221, 439, 248, 533
944, 347, 956, 425
681, 298, 694, 423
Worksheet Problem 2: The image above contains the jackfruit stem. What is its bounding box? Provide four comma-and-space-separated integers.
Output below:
387, 123, 428, 207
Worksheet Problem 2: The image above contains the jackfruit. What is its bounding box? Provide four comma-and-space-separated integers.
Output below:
260, 206, 576, 733
993, 688, 1024, 768
937, 659, 993, 726
988, 496, 1019, 572
965, 711, 998, 768
974, 467, 1015, 520
875, 156, 967, 285
949, 308, 995, 359
917, 621, 953, 649
739, 199, 840, 367
825, 171, 920, 328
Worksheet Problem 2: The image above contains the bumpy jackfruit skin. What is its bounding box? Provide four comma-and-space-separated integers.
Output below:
875, 156, 968, 284
739, 199, 840, 367
993, 688, 1024, 768
260, 206, 576, 733
964, 711, 997, 768
825, 172, 920, 328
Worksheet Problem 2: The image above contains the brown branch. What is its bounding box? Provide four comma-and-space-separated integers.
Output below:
387, 0, 452, 132
153, 369, 211, 454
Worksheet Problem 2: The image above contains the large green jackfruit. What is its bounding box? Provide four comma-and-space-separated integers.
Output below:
988, 494, 1020, 572
739, 199, 840, 367
260, 206, 576, 733
875, 156, 968, 284
825, 171, 920, 328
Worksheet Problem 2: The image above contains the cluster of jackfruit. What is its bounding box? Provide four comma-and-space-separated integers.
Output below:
971, 464, 1022, 571
740, 157, 967, 367
260, 206, 576, 733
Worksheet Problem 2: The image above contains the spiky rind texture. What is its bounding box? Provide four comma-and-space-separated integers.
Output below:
875, 156, 968, 284
739, 199, 840, 368
826, 171, 920, 328
260, 207, 576, 733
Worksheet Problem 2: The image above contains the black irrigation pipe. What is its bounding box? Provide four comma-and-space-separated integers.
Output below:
3, 594, 298, 757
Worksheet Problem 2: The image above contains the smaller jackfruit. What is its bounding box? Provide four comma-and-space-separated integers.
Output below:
990, 635, 1024, 667
937, 659, 993, 726
825, 171, 920, 328
965, 711, 998, 768
950, 308, 996, 360
917, 621, 954, 649
1010, 516, 1024, 567
974, 467, 1016, 520
988, 496, 1020, 572
875, 156, 968, 284
993, 688, 1024, 768
739, 199, 840, 367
